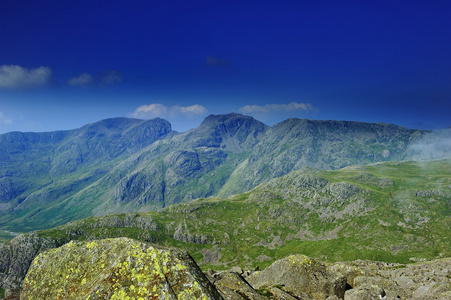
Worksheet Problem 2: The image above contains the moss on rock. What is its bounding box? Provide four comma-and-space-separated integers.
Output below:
21, 237, 221, 299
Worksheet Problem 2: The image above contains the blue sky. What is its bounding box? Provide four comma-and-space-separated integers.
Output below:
0, 0, 450, 133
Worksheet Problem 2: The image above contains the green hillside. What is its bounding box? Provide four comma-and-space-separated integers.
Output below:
29, 159, 451, 269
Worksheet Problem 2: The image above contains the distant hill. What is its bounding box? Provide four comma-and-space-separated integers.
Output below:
2, 159, 450, 293
0, 113, 426, 233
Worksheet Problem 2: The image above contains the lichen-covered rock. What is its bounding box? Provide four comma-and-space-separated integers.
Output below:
246, 254, 347, 300
21, 237, 222, 299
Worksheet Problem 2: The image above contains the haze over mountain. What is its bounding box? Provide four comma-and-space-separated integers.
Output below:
0, 113, 427, 233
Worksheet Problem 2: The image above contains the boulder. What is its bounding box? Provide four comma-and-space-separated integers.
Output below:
20, 237, 222, 299
246, 254, 347, 299
344, 284, 386, 300
211, 271, 266, 300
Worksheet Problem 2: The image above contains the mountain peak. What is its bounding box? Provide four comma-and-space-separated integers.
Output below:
190, 113, 269, 152
79, 117, 171, 133
200, 113, 260, 126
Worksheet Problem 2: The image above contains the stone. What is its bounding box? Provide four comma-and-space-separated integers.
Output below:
246, 254, 347, 300
20, 237, 222, 299
344, 284, 386, 300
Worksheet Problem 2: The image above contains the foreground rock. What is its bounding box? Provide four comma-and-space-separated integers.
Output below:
13, 237, 451, 299
209, 256, 451, 300
0, 233, 58, 297
21, 237, 222, 299
334, 259, 451, 300
246, 255, 347, 299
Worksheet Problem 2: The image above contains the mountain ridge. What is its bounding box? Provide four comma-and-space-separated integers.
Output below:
0, 114, 427, 233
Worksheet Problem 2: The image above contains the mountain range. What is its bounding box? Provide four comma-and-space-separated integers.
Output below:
0, 113, 427, 234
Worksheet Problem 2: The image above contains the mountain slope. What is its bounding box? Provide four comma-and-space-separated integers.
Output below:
1, 159, 450, 293
219, 118, 425, 196
0, 114, 426, 233
0, 118, 173, 231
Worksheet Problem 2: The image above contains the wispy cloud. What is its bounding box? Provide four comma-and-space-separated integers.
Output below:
132, 104, 207, 119
407, 129, 451, 160
67, 73, 95, 87
131, 103, 208, 132
67, 70, 123, 87
0, 65, 52, 90
239, 102, 316, 114
0, 111, 12, 124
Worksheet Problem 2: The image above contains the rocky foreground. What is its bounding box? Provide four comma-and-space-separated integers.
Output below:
11, 238, 451, 299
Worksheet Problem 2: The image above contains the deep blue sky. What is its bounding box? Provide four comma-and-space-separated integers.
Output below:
0, 0, 450, 133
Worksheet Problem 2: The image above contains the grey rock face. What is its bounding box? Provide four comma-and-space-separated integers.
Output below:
246, 254, 347, 300
212, 271, 267, 300
335, 258, 451, 300
192, 113, 270, 152
221, 118, 424, 196
0, 234, 58, 294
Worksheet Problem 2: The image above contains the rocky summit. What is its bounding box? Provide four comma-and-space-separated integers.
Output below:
0, 114, 426, 233
16, 238, 451, 300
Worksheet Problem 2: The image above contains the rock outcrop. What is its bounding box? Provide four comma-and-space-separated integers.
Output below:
2, 236, 450, 299
21, 237, 222, 299
334, 259, 451, 299
246, 255, 347, 300
0, 233, 58, 297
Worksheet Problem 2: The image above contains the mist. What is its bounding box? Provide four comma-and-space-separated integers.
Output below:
406, 128, 451, 160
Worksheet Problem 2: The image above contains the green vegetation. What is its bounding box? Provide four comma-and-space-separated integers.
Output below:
13, 159, 448, 271
0, 115, 426, 235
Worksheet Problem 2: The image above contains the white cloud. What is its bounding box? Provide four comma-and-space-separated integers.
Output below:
67, 70, 123, 88
0, 65, 52, 90
0, 111, 12, 124
132, 103, 207, 119
131, 103, 208, 132
173, 104, 207, 114
67, 73, 95, 87
133, 104, 168, 117
239, 102, 316, 114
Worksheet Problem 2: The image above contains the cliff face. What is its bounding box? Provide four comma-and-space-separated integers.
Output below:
0, 114, 425, 233
218, 118, 424, 196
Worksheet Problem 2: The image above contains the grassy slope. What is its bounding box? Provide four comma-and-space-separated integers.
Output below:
27, 159, 451, 270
